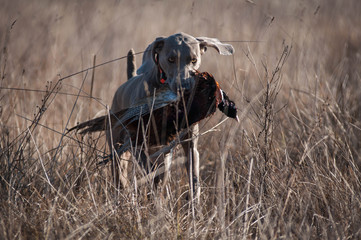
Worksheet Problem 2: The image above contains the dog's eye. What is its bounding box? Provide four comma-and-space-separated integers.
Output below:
191, 58, 197, 64
168, 57, 176, 63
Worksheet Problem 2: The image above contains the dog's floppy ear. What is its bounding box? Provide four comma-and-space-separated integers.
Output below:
152, 37, 165, 63
137, 37, 165, 75
196, 37, 234, 55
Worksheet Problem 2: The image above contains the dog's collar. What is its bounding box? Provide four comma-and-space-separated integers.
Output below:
155, 54, 167, 84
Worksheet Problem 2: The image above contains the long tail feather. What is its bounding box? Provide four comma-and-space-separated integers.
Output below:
68, 115, 107, 134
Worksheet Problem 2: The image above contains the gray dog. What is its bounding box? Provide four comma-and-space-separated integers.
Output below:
108, 32, 234, 201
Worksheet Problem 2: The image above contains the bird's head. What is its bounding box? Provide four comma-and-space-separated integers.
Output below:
215, 83, 239, 122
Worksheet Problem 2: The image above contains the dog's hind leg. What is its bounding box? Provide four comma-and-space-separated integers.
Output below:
111, 151, 130, 189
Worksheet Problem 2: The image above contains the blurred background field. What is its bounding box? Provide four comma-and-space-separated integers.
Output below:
1, 0, 361, 239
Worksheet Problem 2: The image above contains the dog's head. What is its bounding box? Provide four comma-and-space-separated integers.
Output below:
138, 33, 234, 93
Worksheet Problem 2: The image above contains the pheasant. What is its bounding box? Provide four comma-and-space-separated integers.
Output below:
69, 72, 238, 154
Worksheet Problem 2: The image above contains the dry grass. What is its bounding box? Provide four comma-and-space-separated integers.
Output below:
1, 0, 361, 239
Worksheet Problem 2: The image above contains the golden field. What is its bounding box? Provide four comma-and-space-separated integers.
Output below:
0, 0, 360, 239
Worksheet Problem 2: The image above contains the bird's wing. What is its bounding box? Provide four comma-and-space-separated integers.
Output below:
114, 88, 179, 126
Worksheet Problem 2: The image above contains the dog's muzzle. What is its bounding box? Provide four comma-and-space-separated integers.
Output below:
168, 71, 196, 92
180, 71, 196, 91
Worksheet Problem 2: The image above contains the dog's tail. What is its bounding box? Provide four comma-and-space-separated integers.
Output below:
127, 48, 136, 80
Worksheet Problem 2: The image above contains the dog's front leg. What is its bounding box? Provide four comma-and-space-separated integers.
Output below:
183, 124, 200, 204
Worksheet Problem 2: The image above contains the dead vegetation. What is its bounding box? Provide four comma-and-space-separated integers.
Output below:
1, 0, 361, 239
